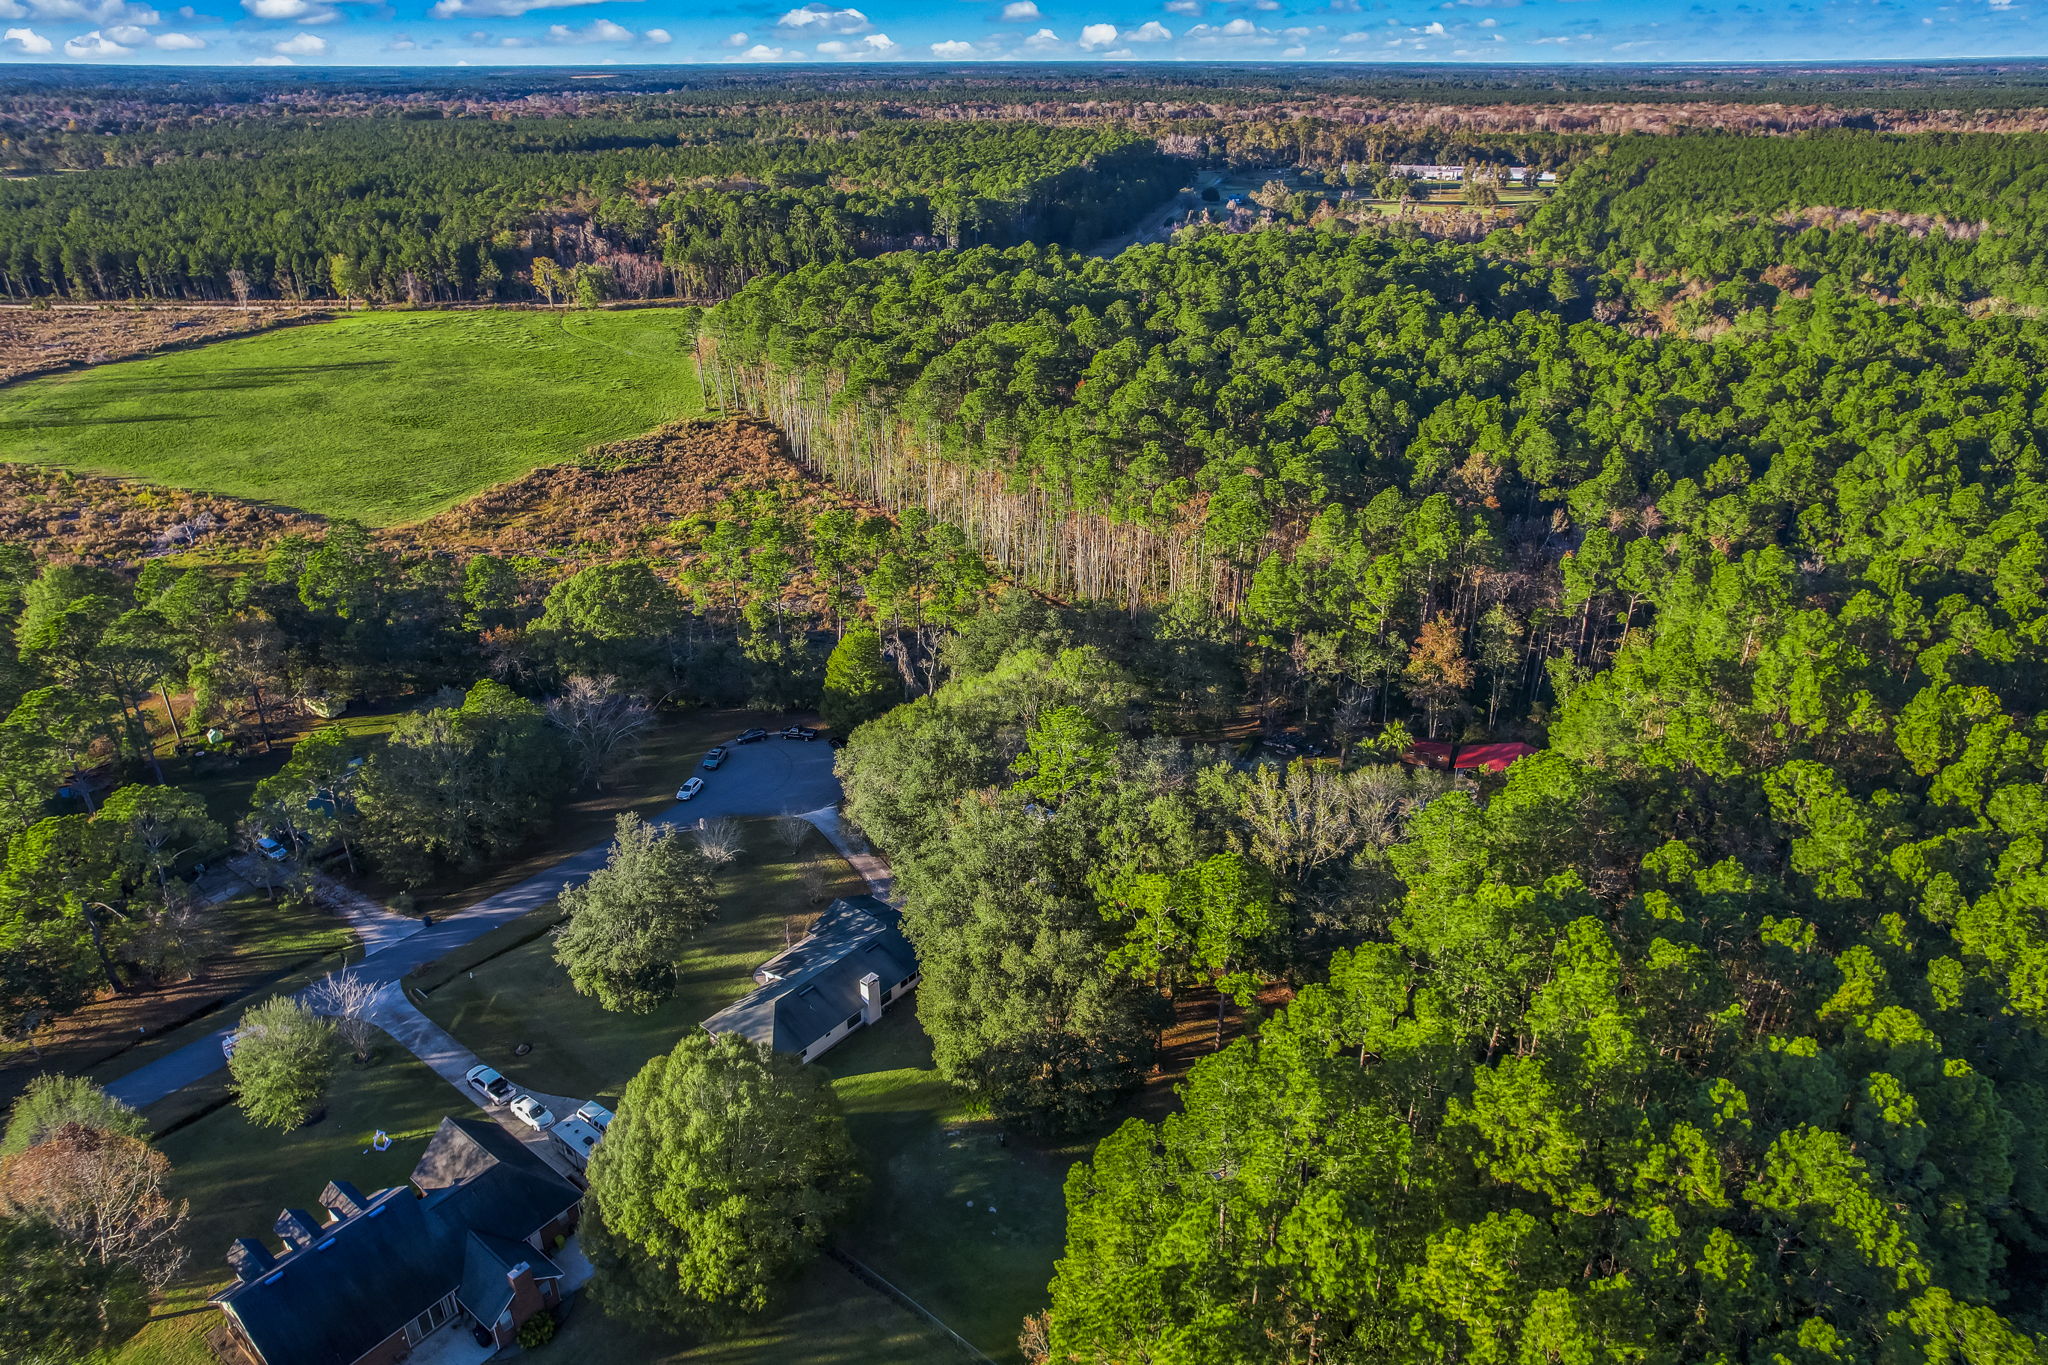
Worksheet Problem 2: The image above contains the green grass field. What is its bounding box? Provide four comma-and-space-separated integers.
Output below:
0, 308, 702, 525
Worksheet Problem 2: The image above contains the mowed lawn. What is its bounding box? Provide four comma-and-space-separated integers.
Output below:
0, 308, 701, 524
416, 822, 1070, 1362
414, 820, 870, 1106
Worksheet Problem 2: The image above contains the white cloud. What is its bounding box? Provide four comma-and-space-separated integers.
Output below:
998, 0, 1036, 18
1253, 0, 1278, 8
1423, 20, 1445, 33
249, 51, 290, 61
241, 0, 335, 20
928, 36, 974, 55
152, 27, 202, 44
13, 0, 159, 20
1163, 0, 1199, 11
1077, 20, 1115, 46
815, 29, 892, 53
731, 40, 791, 58
818, 30, 890, 53
103, 19, 144, 37
271, 28, 322, 51
430, 0, 614, 18
642, 25, 666, 41
776, 3, 868, 33
545, 17, 632, 41
1126, 18, 1170, 39
1021, 25, 1058, 47
384, 33, 415, 47
723, 30, 745, 44
2, 23, 51, 48
1478, 16, 1496, 25
64, 26, 131, 52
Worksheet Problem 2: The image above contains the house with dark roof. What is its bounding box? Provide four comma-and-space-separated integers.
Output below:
207, 1117, 582, 1365
701, 894, 919, 1062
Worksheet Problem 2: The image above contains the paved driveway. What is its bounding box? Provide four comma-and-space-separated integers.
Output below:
103, 737, 842, 1109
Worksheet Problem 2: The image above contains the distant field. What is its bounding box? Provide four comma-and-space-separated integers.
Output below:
0, 308, 701, 525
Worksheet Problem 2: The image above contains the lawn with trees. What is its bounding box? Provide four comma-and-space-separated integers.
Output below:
5, 63, 2048, 1365
0, 309, 702, 524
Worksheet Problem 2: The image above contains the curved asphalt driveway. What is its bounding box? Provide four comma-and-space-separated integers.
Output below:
104, 735, 842, 1109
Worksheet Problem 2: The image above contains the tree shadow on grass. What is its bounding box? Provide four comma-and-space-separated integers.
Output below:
0, 412, 211, 430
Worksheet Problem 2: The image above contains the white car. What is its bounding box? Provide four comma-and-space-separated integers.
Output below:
574, 1100, 614, 1133
464, 1064, 514, 1106
676, 777, 704, 801
255, 835, 290, 863
508, 1094, 555, 1131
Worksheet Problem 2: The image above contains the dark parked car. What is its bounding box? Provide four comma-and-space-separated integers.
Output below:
735, 728, 770, 745
779, 726, 818, 742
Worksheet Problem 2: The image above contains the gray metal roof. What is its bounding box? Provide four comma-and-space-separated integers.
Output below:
702, 895, 918, 1054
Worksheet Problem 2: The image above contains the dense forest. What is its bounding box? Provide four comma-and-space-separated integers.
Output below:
5, 65, 2048, 1365
0, 118, 1173, 301
1516, 131, 2048, 311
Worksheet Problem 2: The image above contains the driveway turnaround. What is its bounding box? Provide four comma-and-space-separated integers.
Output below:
103, 734, 842, 1109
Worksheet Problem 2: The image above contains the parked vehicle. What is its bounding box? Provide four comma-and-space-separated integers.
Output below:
734, 728, 770, 744
464, 1064, 514, 1106
221, 1030, 240, 1060
676, 776, 705, 801
255, 835, 290, 862
779, 726, 818, 742
508, 1095, 554, 1131
701, 746, 727, 770
548, 1116, 603, 1170
573, 1100, 614, 1133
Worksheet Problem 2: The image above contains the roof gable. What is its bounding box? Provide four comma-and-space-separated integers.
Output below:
703, 896, 917, 1054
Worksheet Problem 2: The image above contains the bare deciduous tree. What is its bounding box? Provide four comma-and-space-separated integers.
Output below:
773, 813, 813, 857
307, 969, 379, 1062
692, 816, 743, 867
798, 857, 830, 906
0, 1124, 188, 1291
546, 676, 653, 790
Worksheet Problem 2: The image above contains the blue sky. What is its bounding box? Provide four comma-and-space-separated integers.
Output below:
0, 0, 2038, 68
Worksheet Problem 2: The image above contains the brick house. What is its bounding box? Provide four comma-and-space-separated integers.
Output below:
208, 1117, 582, 1365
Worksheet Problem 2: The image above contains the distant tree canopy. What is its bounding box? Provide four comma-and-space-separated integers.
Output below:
1517, 131, 2048, 310
0, 118, 1173, 303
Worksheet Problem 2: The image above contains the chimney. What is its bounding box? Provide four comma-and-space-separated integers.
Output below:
228, 1238, 276, 1282
858, 972, 882, 1025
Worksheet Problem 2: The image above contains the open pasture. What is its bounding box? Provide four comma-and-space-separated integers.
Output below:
0, 308, 701, 525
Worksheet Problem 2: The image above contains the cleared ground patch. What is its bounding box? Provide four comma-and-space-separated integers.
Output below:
0, 308, 702, 525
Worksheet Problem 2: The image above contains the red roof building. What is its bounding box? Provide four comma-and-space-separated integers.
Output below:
1405, 740, 1539, 774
